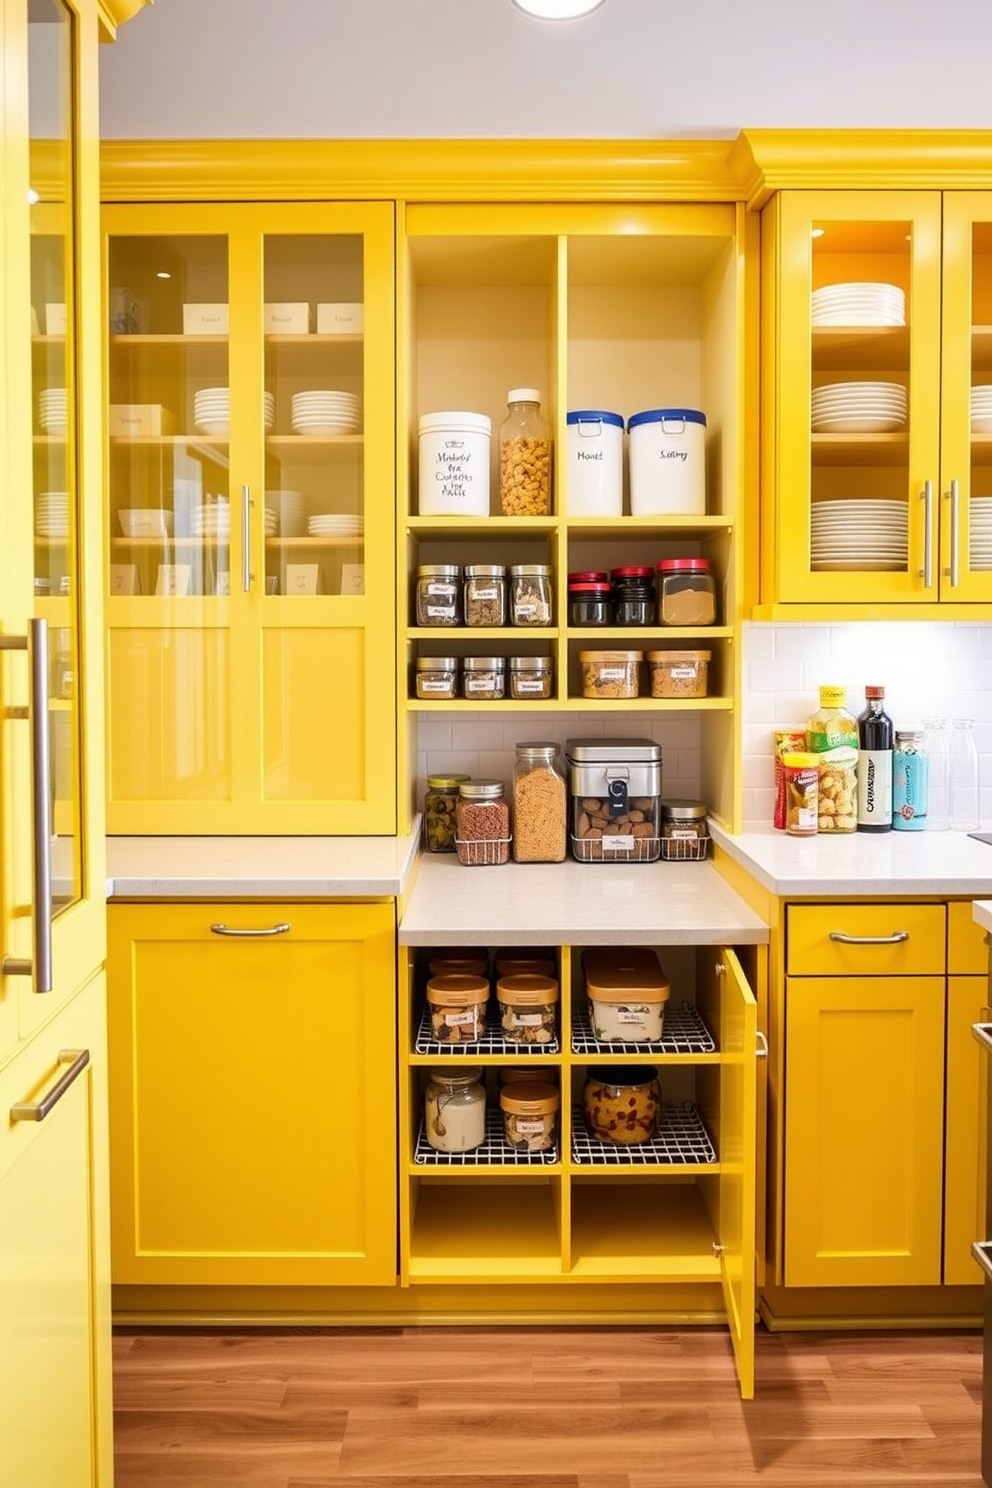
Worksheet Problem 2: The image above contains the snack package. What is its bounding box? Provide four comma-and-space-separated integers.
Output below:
773, 729, 807, 829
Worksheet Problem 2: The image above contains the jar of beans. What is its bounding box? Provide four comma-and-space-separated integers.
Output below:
463, 564, 507, 626
499, 389, 551, 516
512, 742, 567, 863
455, 779, 511, 865
415, 564, 461, 626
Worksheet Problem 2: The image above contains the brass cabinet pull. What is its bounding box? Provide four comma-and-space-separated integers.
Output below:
920, 479, 934, 588
0, 619, 53, 991
11, 1049, 89, 1122
828, 930, 909, 946
947, 478, 961, 588
756, 1030, 769, 1058
209, 921, 291, 938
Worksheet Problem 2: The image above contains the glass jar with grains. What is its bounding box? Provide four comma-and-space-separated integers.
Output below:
455, 779, 511, 865
499, 389, 551, 516
415, 564, 461, 627
423, 772, 470, 853
461, 655, 506, 700
512, 741, 567, 863
655, 557, 717, 626
463, 563, 507, 627
509, 564, 553, 626
508, 654, 553, 700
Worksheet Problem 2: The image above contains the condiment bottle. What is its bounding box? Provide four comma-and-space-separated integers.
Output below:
499, 389, 551, 516
893, 730, 928, 830
856, 684, 893, 833
805, 685, 858, 834
782, 752, 819, 837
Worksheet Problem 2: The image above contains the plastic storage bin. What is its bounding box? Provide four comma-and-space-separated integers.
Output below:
499, 1081, 560, 1153
646, 648, 711, 698
564, 409, 624, 516
582, 947, 670, 1043
425, 973, 489, 1043
418, 410, 491, 516
495, 972, 559, 1044
578, 649, 643, 699
627, 407, 706, 515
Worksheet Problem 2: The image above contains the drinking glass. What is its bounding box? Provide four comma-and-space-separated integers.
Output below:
922, 717, 950, 831
949, 717, 980, 832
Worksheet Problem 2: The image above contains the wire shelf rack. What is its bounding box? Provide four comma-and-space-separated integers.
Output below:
413, 1109, 560, 1167
414, 1003, 560, 1057
570, 1102, 717, 1166
570, 1000, 716, 1057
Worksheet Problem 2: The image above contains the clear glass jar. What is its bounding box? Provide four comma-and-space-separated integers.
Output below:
461, 655, 506, 700
499, 388, 551, 516
425, 973, 490, 1043
610, 566, 655, 626
509, 564, 552, 627
659, 798, 710, 859
415, 564, 461, 627
568, 581, 612, 627
455, 779, 511, 865
949, 717, 980, 831
655, 557, 717, 626
499, 1080, 560, 1153
424, 1069, 486, 1153
512, 741, 567, 863
463, 564, 506, 627
922, 717, 951, 831
414, 656, 458, 700
582, 1065, 661, 1145
423, 772, 470, 853
496, 972, 559, 1043
508, 654, 553, 700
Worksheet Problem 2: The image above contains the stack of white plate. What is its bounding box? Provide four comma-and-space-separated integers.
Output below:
265, 489, 305, 538
307, 513, 364, 539
811, 497, 908, 572
193, 388, 275, 437
970, 497, 992, 571
264, 507, 277, 535
291, 389, 361, 436
971, 386, 992, 434
38, 388, 68, 435
811, 381, 908, 434
36, 491, 69, 538
192, 497, 231, 537
811, 282, 906, 327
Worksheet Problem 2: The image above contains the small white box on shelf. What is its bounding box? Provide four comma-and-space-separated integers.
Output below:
109, 564, 139, 595
340, 563, 364, 595
285, 563, 322, 595
316, 302, 363, 335
264, 302, 311, 334
182, 302, 229, 335
107, 404, 176, 437
155, 564, 192, 597
214, 572, 231, 596
109, 286, 149, 334
45, 303, 67, 336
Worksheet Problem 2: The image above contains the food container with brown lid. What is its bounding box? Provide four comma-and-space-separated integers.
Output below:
495, 972, 559, 1044
646, 649, 711, 699
499, 1080, 560, 1152
428, 949, 489, 978
495, 947, 557, 979
426, 973, 489, 1043
582, 947, 670, 1042
578, 649, 643, 700
583, 1065, 661, 1144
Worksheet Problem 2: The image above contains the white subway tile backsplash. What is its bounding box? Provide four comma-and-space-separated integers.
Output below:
747, 658, 806, 693
774, 624, 831, 661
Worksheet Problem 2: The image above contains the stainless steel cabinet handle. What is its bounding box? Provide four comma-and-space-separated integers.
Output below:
920, 479, 934, 588
828, 930, 909, 946
0, 619, 53, 991
972, 1022, 992, 1053
947, 478, 961, 588
972, 1240, 992, 1282
11, 1048, 89, 1121
210, 921, 291, 938
241, 484, 253, 593
756, 1030, 769, 1058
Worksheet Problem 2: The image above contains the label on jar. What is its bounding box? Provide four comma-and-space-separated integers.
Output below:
599, 668, 626, 681
512, 1011, 544, 1026
418, 678, 454, 693
426, 603, 455, 619
426, 581, 455, 596
602, 834, 634, 850
514, 678, 545, 693
514, 1118, 546, 1136
465, 675, 498, 692
471, 586, 498, 600
669, 827, 700, 840
515, 603, 537, 617
669, 667, 695, 679
618, 1007, 650, 1025
444, 1009, 479, 1028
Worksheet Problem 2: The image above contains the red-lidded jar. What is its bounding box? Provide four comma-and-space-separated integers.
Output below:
610, 565, 655, 626
656, 557, 716, 626
568, 580, 611, 627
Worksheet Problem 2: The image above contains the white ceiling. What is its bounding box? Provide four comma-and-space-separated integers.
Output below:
99, 0, 992, 140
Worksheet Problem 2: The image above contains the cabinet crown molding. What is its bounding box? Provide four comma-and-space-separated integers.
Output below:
98, 0, 152, 43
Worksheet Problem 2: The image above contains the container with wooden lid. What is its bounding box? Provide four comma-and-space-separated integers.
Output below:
499, 1080, 560, 1153
495, 972, 559, 1045
582, 947, 670, 1043
425, 973, 489, 1043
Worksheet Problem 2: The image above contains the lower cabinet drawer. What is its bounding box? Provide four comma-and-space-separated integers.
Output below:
786, 903, 946, 977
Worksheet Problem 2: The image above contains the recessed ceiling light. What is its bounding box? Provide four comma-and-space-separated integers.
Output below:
512, 0, 606, 18
156, 271, 171, 280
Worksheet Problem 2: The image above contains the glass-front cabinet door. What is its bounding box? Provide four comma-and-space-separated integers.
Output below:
102, 202, 396, 834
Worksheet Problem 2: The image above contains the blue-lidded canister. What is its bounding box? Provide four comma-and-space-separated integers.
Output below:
627, 407, 706, 516
565, 409, 624, 516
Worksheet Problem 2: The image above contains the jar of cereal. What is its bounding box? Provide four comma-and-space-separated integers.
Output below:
499, 389, 551, 516
512, 742, 567, 863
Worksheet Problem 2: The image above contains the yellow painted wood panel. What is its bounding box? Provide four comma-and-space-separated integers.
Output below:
786, 902, 946, 977
949, 898, 990, 976
944, 976, 988, 1287
107, 902, 397, 1287
714, 947, 758, 1400
784, 975, 945, 1288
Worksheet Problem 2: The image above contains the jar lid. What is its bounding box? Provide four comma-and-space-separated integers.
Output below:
568, 571, 608, 583
647, 650, 711, 662
508, 655, 551, 670
426, 973, 490, 1005
584, 1064, 660, 1089
419, 410, 491, 435
610, 566, 654, 580
417, 564, 460, 578
495, 949, 556, 977
865, 685, 885, 699
426, 773, 470, 788
429, 948, 488, 974
462, 656, 506, 671
499, 1081, 560, 1115
496, 972, 559, 1005
627, 407, 706, 430
818, 684, 847, 707
514, 739, 559, 757
781, 752, 819, 768
509, 564, 551, 577
458, 779, 505, 799
660, 798, 708, 820
568, 582, 611, 595
499, 1065, 558, 1086
577, 650, 645, 663
464, 563, 506, 578
566, 409, 624, 428
565, 738, 662, 764
416, 656, 458, 670
896, 730, 924, 743
656, 558, 711, 573
427, 1067, 483, 1085
507, 387, 541, 403
582, 947, 669, 1001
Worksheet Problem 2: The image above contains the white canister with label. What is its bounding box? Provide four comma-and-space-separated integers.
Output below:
627, 407, 706, 516
565, 409, 624, 516
418, 410, 491, 516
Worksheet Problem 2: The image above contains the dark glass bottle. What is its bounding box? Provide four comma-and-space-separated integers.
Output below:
856, 684, 893, 833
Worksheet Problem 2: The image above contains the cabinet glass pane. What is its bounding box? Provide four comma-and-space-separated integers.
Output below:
29, 0, 80, 914
969, 223, 992, 577
809, 219, 913, 578
263, 234, 364, 597
107, 236, 230, 598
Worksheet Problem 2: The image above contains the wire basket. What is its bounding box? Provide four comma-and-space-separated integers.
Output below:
658, 834, 710, 862
570, 834, 661, 864
454, 835, 512, 866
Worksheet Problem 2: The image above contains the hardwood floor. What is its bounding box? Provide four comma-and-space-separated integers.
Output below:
113, 1324, 985, 1487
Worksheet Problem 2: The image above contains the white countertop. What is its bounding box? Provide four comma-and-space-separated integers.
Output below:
711, 821, 992, 898
106, 831, 421, 899
398, 853, 769, 946
974, 901, 992, 936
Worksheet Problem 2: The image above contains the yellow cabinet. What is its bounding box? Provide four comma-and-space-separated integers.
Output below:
944, 901, 989, 1287
101, 202, 396, 834
759, 189, 992, 615
399, 941, 760, 1397
107, 901, 397, 1286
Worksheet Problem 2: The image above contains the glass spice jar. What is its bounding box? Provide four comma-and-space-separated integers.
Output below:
509, 564, 553, 627
423, 772, 470, 853
462, 655, 507, 700
508, 654, 553, 700
512, 741, 567, 863
415, 564, 461, 627
455, 779, 511, 865
610, 566, 655, 626
463, 563, 506, 627
424, 1068, 487, 1153
568, 581, 612, 627
655, 557, 717, 626
659, 798, 710, 860
414, 655, 458, 700
499, 388, 552, 516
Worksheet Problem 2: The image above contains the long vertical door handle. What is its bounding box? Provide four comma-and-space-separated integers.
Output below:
242, 484, 253, 593
0, 618, 54, 991
920, 479, 934, 589
948, 478, 960, 587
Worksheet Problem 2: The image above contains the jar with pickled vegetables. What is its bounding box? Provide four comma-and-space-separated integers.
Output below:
423, 773, 470, 853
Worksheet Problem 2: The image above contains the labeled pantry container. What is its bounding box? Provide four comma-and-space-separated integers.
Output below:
627, 407, 707, 515
455, 779, 511, 865
564, 409, 624, 516
425, 974, 489, 1044
564, 738, 663, 863
496, 972, 559, 1044
499, 388, 551, 516
582, 947, 670, 1043
424, 1069, 486, 1153
499, 1081, 560, 1154
418, 411, 491, 516
512, 741, 567, 863
656, 558, 717, 626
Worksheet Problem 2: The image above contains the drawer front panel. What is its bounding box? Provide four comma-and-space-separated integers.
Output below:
948, 900, 990, 976
786, 903, 946, 977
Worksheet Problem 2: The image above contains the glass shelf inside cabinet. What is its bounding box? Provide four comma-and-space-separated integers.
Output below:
808, 218, 913, 578
106, 234, 231, 598
263, 233, 365, 598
